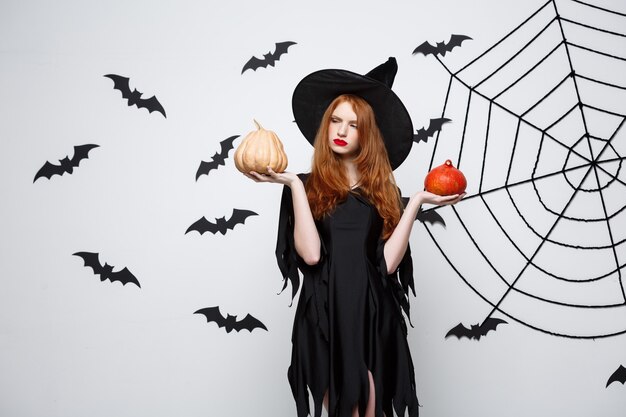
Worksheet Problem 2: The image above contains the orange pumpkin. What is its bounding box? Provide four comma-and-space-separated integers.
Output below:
424, 159, 467, 196
234, 120, 288, 174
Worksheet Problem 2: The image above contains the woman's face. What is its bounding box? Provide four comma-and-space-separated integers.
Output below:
328, 101, 359, 159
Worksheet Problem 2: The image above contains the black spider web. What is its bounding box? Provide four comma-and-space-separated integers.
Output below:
418, 0, 626, 338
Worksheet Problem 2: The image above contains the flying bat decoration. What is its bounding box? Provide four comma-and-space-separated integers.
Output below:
241, 41, 297, 74
104, 74, 166, 118
413, 117, 452, 144
416, 209, 446, 227
412, 34, 472, 57
401, 198, 447, 227
185, 209, 258, 236
34, 144, 99, 182
194, 306, 268, 333
73, 251, 141, 288
445, 318, 507, 341
606, 365, 626, 388
196, 135, 239, 180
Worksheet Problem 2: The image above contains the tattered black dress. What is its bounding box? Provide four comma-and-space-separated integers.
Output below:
276, 175, 419, 417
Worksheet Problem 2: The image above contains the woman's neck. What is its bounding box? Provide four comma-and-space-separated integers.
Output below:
343, 159, 360, 188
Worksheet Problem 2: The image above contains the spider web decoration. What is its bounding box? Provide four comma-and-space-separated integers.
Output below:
417, 0, 626, 339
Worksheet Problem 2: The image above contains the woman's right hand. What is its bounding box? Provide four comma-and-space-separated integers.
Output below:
244, 167, 300, 187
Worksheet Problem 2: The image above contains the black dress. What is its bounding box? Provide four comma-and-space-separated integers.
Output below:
276, 175, 419, 417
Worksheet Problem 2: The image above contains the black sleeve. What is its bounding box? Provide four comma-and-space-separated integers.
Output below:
275, 183, 301, 302
275, 173, 321, 303
374, 190, 417, 326
376, 237, 416, 326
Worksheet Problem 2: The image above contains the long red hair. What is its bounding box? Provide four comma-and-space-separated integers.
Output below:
306, 94, 402, 239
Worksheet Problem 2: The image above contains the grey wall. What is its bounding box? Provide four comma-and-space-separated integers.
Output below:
1, 0, 625, 416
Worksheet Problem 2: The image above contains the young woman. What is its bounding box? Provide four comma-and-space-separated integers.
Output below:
246, 58, 463, 417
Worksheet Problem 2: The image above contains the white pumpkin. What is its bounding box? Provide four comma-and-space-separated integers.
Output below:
234, 120, 288, 174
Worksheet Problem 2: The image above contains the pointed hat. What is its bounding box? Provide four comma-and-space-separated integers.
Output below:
292, 57, 413, 169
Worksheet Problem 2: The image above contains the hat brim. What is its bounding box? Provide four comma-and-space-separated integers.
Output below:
292, 68, 413, 170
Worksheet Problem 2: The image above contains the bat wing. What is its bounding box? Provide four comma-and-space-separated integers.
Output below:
185, 216, 218, 235
426, 117, 451, 137
445, 323, 473, 340
104, 74, 132, 99
137, 95, 166, 118
401, 197, 447, 226
235, 314, 268, 333
479, 317, 507, 336
242, 41, 296, 73
109, 267, 141, 288
219, 135, 239, 158
242, 56, 268, 74
34, 160, 65, 182
195, 306, 227, 328
271, 41, 297, 60
445, 34, 473, 52
69, 144, 99, 168
412, 41, 438, 56
195, 160, 220, 180
73, 251, 104, 275
414, 117, 452, 143
225, 209, 258, 231
196, 135, 239, 180
606, 365, 626, 387
416, 209, 446, 227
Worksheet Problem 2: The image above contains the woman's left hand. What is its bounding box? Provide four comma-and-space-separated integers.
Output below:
411, 190, 466, 207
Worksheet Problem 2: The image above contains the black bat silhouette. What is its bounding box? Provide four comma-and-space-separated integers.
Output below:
413, 118, 452, 144
241, 41, 297, 74
34, 144, 99, 182
401, 198, 447, 227
606, 365, 626, 388
416, 209, 446, 227
196, 135, 239, 180
194, 306, 267, 333
445, 318, 507, 341
73, 251, 141, 288
412, 34, 472, 57
185, 209, 258, 235
104, 74, 166, 117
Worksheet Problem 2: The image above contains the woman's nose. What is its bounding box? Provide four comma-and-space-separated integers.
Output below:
337, 124, 347, 137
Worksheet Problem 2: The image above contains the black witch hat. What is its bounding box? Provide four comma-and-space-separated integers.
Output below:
291, 57, 413, 170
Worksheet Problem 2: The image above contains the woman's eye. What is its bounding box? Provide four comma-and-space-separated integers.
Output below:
350, 124, 358, 129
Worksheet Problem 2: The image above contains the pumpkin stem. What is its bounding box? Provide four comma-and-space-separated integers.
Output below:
253, 119, 263, 131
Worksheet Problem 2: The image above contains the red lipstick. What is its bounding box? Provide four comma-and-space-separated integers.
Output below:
333, 139, 347, 146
